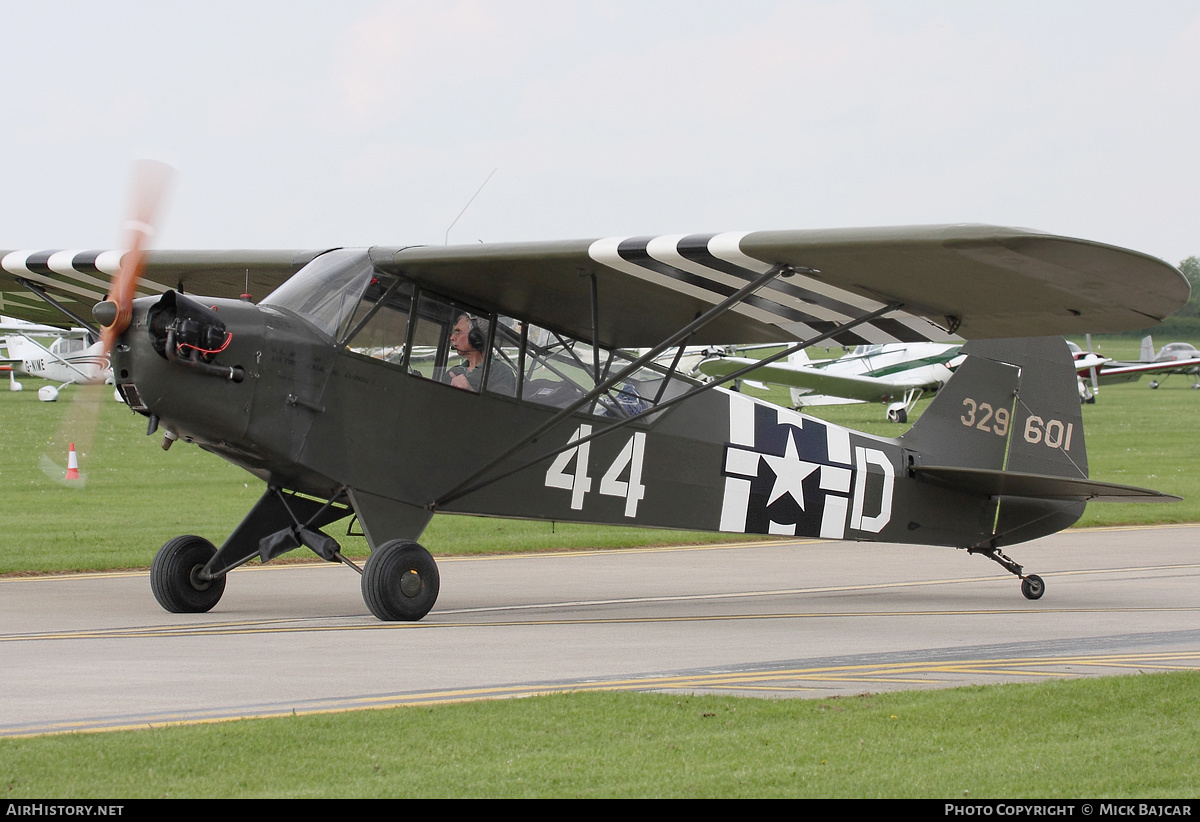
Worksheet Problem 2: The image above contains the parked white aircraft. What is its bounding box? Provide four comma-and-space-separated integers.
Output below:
697, 341, 964, 422
0, 320, 111, 401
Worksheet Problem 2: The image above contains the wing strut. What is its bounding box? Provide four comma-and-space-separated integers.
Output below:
434, 263, 797, 506
433, 296, 903, 509
15, 277, 101, 340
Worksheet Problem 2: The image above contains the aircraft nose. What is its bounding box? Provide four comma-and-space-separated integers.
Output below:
93, 299, 118, 328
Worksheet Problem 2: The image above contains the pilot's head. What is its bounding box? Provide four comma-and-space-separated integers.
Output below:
451, 314, 487, 355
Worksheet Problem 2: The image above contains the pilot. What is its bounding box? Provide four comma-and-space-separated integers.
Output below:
447, 314, 487, 392
446, 313, 517, 395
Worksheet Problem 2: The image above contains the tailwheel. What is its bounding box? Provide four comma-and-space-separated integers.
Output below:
361, 540, 440, 621
1021, 574, 1046, 600
151, 535, 226, 613
968, 543, 1046, 601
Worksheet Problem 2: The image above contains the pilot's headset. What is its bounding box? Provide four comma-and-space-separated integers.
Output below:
466, 315, 488, 352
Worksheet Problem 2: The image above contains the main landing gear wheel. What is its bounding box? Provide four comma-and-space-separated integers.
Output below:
150, 535, 226, 613
1020, 574, 1046, 601
361, 540, 440, 621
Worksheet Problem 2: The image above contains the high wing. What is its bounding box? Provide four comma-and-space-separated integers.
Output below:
0, 320, 85, 335
693, 355, 936, 402
373, 224, 1188, 347
2, 224, 1188, 345
0, 250, 323, 327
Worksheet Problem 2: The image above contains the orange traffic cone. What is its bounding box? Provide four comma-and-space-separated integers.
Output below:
65, 443, 80, 480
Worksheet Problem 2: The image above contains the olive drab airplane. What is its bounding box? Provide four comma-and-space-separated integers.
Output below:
0, 207, 1190, 620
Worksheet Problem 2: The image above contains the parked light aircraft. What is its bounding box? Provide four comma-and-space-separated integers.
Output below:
1, 364, 19, 392
1065, 336, 1200, 393
0, 324, 111, 401
0, 174, 1188, 619
696, 341, 964, 422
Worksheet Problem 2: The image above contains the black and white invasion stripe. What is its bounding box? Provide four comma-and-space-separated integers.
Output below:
1, 249, 166, 305
588, 232, 959, 346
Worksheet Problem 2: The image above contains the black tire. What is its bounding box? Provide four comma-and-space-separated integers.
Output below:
361, 540, 440, 621
151, 535, 226, 613
1020, 574, 1045, 601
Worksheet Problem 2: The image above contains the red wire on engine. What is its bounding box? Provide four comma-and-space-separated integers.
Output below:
176, 331, 233, 357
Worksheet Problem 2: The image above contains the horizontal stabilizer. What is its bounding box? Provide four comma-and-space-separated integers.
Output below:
913, 465, 1180, 503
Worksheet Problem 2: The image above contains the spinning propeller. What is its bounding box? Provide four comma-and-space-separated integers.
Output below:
94, 158, 175, 354
42, 159, 175, 486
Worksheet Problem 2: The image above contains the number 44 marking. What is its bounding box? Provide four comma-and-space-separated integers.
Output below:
545, 425, 647, 517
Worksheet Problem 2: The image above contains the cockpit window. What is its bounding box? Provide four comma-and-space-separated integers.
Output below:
343, 275, 414, 363
261, 249, 376, 340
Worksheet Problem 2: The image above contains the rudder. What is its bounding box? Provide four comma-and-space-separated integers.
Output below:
901, 336, 1088, 544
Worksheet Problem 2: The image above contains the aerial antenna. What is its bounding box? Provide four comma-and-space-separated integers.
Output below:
445, 168, 497, 245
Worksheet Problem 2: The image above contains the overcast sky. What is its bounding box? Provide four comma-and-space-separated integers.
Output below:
2, 0, 1197, 267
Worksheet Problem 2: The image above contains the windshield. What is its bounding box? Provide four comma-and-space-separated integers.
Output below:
260, 249, 375, 339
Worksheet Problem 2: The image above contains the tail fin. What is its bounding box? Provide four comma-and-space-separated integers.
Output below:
903, 336, 1086, 477
1140, 335, 1155, 362
901, 337, 1087, 545
787, 348, 812, 366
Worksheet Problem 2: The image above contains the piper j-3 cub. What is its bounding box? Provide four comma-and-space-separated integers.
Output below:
0, 215, 1188, 620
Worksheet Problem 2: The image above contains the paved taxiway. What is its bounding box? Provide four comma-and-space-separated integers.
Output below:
2, 525, 1198, 737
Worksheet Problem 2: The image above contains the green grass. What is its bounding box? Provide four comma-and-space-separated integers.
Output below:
2, 673, 1197, 798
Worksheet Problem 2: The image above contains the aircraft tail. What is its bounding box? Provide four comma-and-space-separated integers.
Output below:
901, 337, 1089, 545
1140, 335, 1155, 362
787, 348, 812, 366
785, 347, 813, 407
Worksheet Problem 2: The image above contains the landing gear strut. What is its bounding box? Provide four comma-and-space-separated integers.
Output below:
148, 487, 443, 621
149, 486, 356, 616
967, 543, 1046, 600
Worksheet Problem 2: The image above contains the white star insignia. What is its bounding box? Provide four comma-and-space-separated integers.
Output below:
761, 430, 819, 509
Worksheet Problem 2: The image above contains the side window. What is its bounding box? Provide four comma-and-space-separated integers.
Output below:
345, 289, 692, 414
486, 316, 522, 398
518, 324, 672, 418
521, 324, 595, 408
597, 348, 661, 417
344, 276, 414, 365
408, 293, 508, 395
